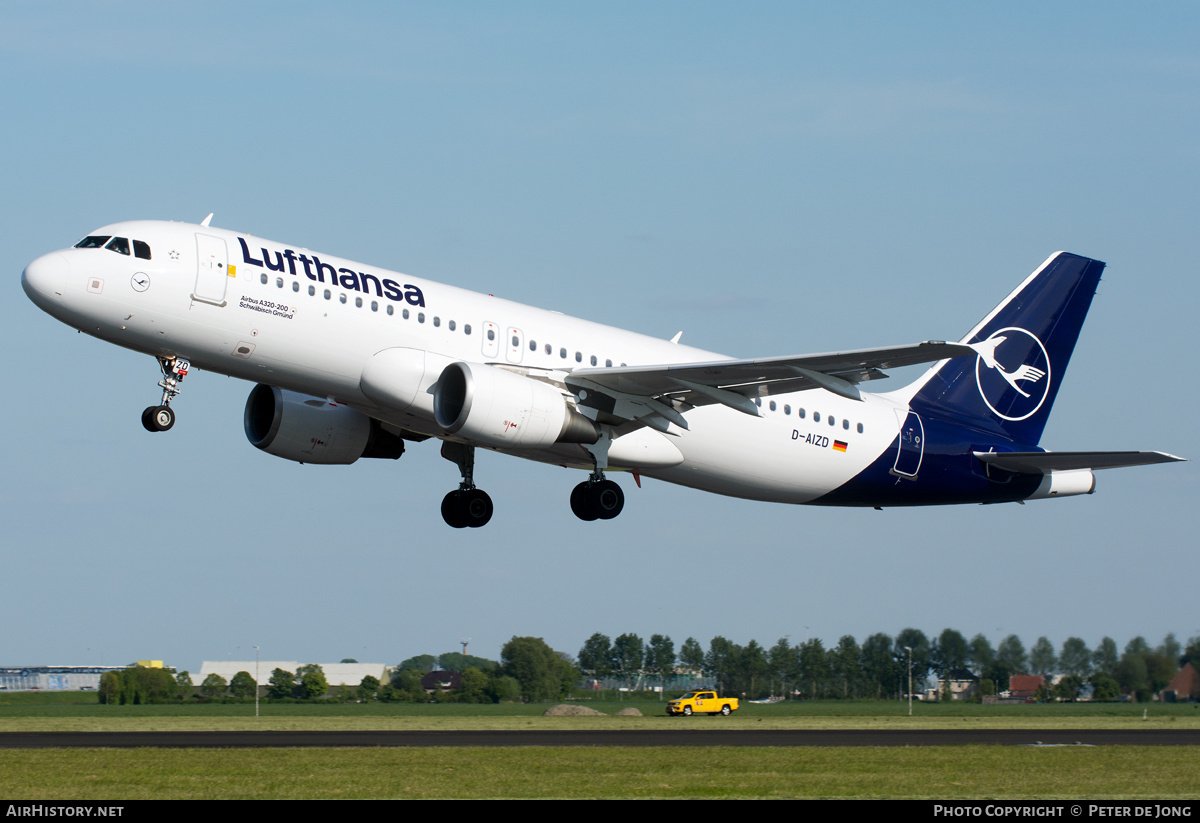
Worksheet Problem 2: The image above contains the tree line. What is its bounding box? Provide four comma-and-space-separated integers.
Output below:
98, 639, 581, 705
99, 663, 343, 704
382, 638, 575, 703
575, 630, 1200, 702
96, 630, 1197, 705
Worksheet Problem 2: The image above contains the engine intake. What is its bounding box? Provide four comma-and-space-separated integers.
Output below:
244, 384, 405, 465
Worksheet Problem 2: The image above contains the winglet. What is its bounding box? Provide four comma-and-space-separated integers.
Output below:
200, 213, 214, 227
670, 331, 683, 344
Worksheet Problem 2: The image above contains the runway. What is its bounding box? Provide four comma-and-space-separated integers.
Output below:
2, 729, 1197, 748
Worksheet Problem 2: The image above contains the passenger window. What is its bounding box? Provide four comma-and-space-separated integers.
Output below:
308, 285, 315, 296
560, 348, 567, 359
575, 352, 582, 362
463, 323, 470, 334
799, 408, 806, 419
276, 277, 283, 288
386, 304, 393, 315
433, 316, 440, 326
292, 281, 299, 292
529, 340, 536, 351
545, 344, 552, 355
418, 312, 425, 323
814, 412, 820, 422
104, 237, 130, 255
784, 405, 791, 415
355, 296, 363, 308
133, 240, 151, 260
843, 419, 850, 430
605, 359, 612, 367
371, 301, 377, 311
829, 415, 836, 426
260, 274, 268, 284
857, 422, 864, 433
754, 398, 762, 407
403, 309, 410, 319
769, 401, 777, 412
339, 293, 347, 304
487, 329, 495, 340
449, 320, 456, 331
323, 289, 331, 300
512, 335, 519, 347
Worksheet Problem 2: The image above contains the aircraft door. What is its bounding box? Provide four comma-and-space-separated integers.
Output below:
506, 327, 524, 363
193, 234, 229, 306
481, 321, 500, 359
891, 410, 924, 479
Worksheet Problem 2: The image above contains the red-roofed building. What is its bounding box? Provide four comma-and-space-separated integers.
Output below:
1008, 674, 1044, 699
1162, 663, 1198, 702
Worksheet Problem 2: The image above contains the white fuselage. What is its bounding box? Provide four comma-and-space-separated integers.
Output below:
23, 219, 904, 504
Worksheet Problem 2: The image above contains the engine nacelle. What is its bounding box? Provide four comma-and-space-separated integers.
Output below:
244, 384, 405, 465
434, 362, 599, 449
1025, 469, 1096, 500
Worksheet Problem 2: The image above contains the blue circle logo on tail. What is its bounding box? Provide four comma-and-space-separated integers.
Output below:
972, 327, 1051, 422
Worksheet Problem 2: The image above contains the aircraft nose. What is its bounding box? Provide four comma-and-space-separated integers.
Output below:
21, 252, 69, 308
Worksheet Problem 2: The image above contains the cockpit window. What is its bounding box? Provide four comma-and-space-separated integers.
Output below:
104, 237, 131, 255
75, 236, 111, 249
133, 240, 151, 260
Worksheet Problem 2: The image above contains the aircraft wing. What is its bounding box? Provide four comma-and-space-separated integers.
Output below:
565, 340, 973, 431
973, 451, 1186, 474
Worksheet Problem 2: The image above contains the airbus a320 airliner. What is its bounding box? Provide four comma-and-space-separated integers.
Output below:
22, 216, 1182, 528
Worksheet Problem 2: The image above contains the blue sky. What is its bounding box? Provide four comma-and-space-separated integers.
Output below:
3, 2, 1196, 672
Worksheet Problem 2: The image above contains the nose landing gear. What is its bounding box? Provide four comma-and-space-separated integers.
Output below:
142, 356, 189, 432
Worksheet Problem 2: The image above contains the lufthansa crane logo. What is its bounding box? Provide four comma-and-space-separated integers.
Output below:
970, 327, 1051, 422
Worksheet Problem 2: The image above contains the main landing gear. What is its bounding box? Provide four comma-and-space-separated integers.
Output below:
440, 442, 493, 529
142, 356, 189, 433
570, 474, 625, 521
437, 428, 626, 528
570, 428, 624, 521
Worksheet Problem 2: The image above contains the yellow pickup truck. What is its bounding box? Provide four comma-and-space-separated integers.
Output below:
666, 690, 739, 716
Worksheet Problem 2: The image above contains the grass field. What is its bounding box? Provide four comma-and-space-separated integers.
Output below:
2, 746, 1198, 800
2, 694, 1197, 799
2, 692, 1197, 730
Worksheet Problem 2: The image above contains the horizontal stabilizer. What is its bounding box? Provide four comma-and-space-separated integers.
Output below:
973, 450, 1185, 474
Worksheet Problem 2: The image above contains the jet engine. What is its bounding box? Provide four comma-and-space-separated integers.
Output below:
434, 362, 599, 449
244, 384, 405, 465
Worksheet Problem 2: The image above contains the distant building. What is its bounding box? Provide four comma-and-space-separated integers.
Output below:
937, 668, 980, 700
198, 661, 388, 687
1008, 674, 1045, 699
421, 671, 462, 693
1162, 663, 1198, 702
0, 665, 128, 691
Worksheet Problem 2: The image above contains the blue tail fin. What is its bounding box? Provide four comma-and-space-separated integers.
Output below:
906, 252, 1105, 446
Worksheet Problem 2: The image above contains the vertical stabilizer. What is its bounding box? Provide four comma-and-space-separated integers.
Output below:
905, 252, 1105, 446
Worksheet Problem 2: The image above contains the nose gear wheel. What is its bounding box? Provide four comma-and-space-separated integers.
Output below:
141, 356, 189, 433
